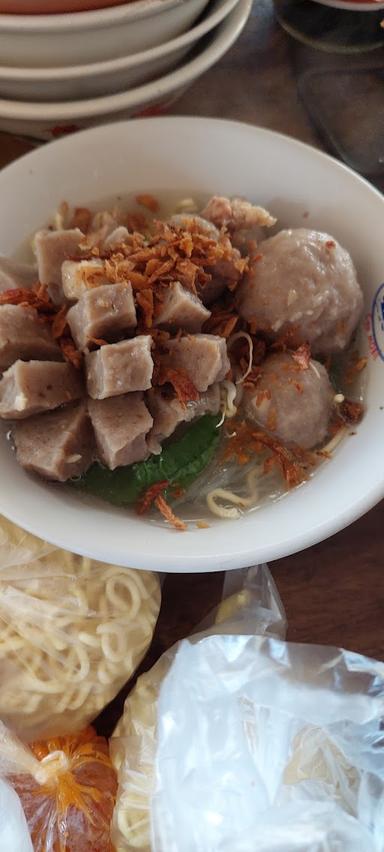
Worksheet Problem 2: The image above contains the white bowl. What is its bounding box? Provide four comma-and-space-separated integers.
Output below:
0, 118, 383, 573
311, 0, 384, 9
0, 0, 210, 68
0, 0, 251, 140
0, 0, 239, 102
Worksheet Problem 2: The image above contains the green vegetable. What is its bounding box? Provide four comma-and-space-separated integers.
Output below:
72, 414, 221, 507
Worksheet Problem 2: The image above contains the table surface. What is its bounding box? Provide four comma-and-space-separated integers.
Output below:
0, 0, 383, 733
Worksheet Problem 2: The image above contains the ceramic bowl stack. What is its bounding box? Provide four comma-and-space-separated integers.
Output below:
0, 0, 252, 140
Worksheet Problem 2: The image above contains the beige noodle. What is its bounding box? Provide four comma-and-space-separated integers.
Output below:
0, 517, 161, 742
227, 331, 254, 385
206, 467, 261, 519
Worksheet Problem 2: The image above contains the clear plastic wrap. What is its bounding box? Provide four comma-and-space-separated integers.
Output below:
111, 564, 384, 852
0, 516, 161, 741
0, 722, 116, 851
110, 565, 286, 851
0, 778, 33, 852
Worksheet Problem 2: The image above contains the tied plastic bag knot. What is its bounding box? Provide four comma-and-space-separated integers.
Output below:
33, 750, 70, 786
1, 726, 117, 852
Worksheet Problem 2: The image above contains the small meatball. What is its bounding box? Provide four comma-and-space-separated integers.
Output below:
88, 393, 152, 470
0, 360, 83, 420
86, 336, 153, 399
154, 281, 210, 333
67, 282, 137, 352
243, 352, 334, 449
236, 229, 363, 355
13, 402, 94, 482
166, 334, 230, 392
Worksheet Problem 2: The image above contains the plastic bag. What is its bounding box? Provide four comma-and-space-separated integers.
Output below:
110, 564, 384, 852
110, 565, 285, 851
152, 636, 384, 852
0, 722, 116, 851
0, 778, 33, 852
0, 516, 161, 741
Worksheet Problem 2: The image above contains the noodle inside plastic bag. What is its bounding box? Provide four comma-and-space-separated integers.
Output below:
111, 565, 384, 852
0, 516, 161, 741
110, 565, 286, 851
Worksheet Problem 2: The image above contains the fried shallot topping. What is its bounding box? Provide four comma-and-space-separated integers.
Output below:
224, 419, 315, 487
136, 480, 186, 530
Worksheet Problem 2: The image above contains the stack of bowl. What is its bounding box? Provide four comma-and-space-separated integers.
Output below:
0, 0, 252, 140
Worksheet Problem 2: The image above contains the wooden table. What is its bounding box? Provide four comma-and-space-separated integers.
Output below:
0, 0, 383, 735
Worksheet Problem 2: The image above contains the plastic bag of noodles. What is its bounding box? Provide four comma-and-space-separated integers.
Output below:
110, 564, 286, 850
0, 721, 116, 851
0, 516, 161, 742
110, 564, 384, 852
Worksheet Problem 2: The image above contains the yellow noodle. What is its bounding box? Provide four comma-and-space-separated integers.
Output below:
320, 428, 347, 456
0, 520, 161, 741
227, 331, 254, 385
206, 467, 261, 519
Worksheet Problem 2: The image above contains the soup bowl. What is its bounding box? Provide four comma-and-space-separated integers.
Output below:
0, 117, 382, 572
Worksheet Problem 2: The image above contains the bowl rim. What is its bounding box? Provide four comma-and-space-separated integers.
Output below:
310, 0, 384, 8
0, 0, 189, 31
0, 0, 238, 80
0, 0, 250, 118
0, 116, 383, 571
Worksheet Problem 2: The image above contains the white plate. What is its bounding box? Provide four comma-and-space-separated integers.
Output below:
0, 0, 251, 140
0, 117, 383, 572
311, 0, 384, 10
0, 0, 210, 67
0, 0, 239, 102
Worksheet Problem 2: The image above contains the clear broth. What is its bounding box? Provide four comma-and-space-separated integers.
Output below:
13, 192, 366, 526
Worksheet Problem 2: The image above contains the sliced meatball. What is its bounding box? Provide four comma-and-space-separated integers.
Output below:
168, 213, 242, 306
200, 196, 276, 255
13, 402, 94, 482
236, 228, 363, 355
0, 257, 37, 293
166, 334, 230, 392
169, 213, 219, 241
103, 226, 130, 250
155, 281, 210, 333
147, 383, 221, 453
88, 393, 152, 470
242, 352, 334, 450
34, 228, 84, 304
67, 282, 137, 352
0, 305, 61, 372
62, 258, 109, 301
86, 336, 153, 399
0, 360, 83, 419
201, 196, 276, 230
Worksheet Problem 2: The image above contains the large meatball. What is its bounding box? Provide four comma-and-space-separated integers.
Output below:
243, 352, 334, 449
236, 228, 363, 355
